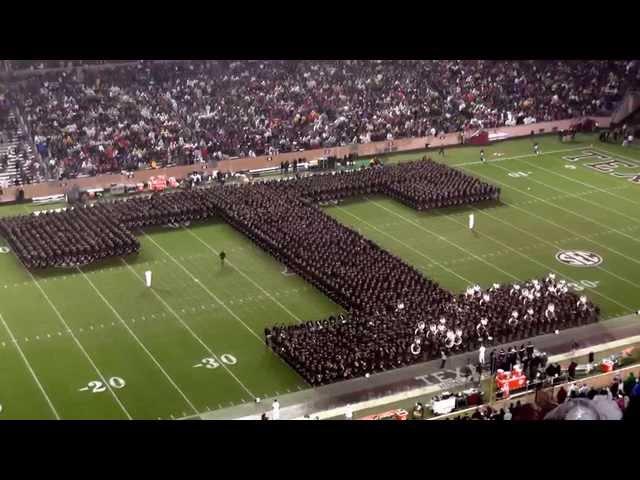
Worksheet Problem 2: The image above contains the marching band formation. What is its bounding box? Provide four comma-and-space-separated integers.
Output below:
0, 159, 599, 386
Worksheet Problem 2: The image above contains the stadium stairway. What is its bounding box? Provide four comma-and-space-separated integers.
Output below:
0, 113, 38, 187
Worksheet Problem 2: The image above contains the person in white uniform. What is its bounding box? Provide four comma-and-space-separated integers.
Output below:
272, 399, 280, 420
344, 404, 353, 420
478, 344, 486, 365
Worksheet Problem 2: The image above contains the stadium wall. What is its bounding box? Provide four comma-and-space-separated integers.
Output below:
0, 116, 610, 204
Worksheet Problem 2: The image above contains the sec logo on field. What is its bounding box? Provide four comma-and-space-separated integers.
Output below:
555, 250, 603, 267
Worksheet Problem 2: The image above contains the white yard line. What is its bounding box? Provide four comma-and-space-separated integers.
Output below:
595, 145, 640, 160
77, 266, 200, 416
334, 205, 473, 285
142, 232, 263, 342
439, 208, 636, 313
486, 160, 640, 245
0, 310, 61, 419
184, 228, 303, 322
463, 166, 640, 268
142, 231, 309, 391
516, 154, 640, 211
119, 258, 256, 400
26, 270, 133, 419
452, 146, 586, 168
465, 205, 640, 292
593, 145, 640, 177
367, 198, 521, 282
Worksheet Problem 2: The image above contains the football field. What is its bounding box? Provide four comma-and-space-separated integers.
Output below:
1, 132, 639, 419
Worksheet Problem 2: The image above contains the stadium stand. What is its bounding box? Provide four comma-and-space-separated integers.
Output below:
2, 60, 637, 181
6, 59, 640, 420
0, 102, 43, 187
7, 60, 136, 71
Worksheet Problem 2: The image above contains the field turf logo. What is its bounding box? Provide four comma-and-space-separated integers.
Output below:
555, 250, 603, 267
562, 150, 640, 184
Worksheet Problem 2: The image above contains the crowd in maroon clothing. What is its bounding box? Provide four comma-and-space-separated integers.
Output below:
7, 60, 131, 72
0, 189, 217, 268
0, 206, 140, 268
8, 60, 638, 179
194, 163, 594, 386
286, 158, 500, 209
266, 277, 598, 386
0, 159, 599, 385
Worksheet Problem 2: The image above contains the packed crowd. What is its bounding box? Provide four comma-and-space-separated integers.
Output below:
2, 157, 490, 267
1, 95, 43, 186
8, 60, 638, 179
0, 159, 599, 386
267, 275, 598, 385
0, 189, 217, 268
287, 157, 500, 209
6, 61, 133, 72
0, 206, 140, 268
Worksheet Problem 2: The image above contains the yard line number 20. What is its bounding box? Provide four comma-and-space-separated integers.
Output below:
79, 377, 126, 393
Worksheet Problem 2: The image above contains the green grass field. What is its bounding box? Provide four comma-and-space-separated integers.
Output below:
1, 132, 639, 419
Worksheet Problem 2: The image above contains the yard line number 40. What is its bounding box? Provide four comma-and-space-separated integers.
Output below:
508, 171, 532, 178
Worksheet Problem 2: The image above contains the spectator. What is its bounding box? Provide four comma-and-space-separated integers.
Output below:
344, 404, 353, 420
8, 59, 638, 179
557, 385, 568, 404
624, 372, 637, 396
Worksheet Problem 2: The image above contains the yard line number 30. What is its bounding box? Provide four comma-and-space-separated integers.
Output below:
193, 354, 237, 369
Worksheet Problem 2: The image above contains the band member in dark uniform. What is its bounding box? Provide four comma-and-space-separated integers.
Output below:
440, 350, 447, 369
518, 344, 527, 362
489, 350, 497, 374
526, 341, 534, 359
497, 349, 506, 371
507, 347, 518, 370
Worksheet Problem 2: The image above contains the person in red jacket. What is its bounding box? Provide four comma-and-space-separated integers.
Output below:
557, 385, 568, 404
